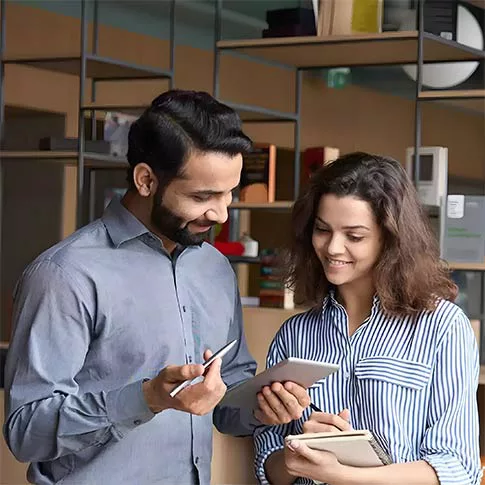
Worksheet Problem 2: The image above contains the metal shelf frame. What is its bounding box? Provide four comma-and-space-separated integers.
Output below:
0, 0, 176, 228
212, 0, 302, 244
213, 0, 485, 360
213, 0, 302, 204
76, 0, 175, 228
0, 0, 176, 338
212, 0, 484, 242
0, 0, 6, 342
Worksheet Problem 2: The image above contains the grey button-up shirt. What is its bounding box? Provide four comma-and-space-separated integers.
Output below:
3, 199, 258, 485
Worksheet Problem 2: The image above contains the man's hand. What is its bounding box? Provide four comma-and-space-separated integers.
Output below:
142, 350, 227, 416
302, 408, 351, 433
254, 381, 310, 425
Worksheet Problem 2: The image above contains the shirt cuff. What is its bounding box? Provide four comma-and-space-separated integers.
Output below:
241, 407, 264, 433
255, 445, 284, 485
423, 453, 483, 485
106, 380, 155, 437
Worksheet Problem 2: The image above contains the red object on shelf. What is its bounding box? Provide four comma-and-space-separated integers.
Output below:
214, 241, 245, 256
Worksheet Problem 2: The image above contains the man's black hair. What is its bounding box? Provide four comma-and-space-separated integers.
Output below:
126, 89, 252, 189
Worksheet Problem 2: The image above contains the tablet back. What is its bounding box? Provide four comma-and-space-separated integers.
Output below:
220, 357, 339, 409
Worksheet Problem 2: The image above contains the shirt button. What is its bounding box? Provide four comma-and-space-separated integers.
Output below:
188, 355, 193, 363
182, 306, 187, 312
134, 419, 142, 426
195, 457, 199, 464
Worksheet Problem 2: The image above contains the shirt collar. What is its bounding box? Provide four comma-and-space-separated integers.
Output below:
102, 197, 149, 248
101, 197, 203, 254
323, 287, 381, 314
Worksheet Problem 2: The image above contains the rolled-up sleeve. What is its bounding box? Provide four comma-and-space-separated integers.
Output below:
253, 323, 294, 484
3, 260, 154, 463
420, 311, 482, 485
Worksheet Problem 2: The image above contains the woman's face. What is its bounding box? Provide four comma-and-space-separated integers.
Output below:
312, 194, 383, 290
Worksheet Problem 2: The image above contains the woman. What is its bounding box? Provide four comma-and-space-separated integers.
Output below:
253, 152, 481, 485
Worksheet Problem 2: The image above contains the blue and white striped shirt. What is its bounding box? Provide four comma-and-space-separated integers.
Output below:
254, 293, 482, 485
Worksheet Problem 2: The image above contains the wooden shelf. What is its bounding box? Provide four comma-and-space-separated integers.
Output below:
4, 54, 172, 80
82, 103, 148, 114
217, 31, 485, 69
83, 101, 298, 123
229, 201, 294, 210
222, 101, 298, 122
0, 151, 128, 168
227, 255, 262, 264
419, 90, 485, 113
448, 262, 485, 271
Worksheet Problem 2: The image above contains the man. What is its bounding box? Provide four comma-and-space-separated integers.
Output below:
3, 90, 310, 485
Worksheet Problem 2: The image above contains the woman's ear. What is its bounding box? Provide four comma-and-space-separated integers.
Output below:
132, 163, 158, 197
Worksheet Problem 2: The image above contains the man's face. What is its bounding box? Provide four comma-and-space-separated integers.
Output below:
151, 150, 242, 246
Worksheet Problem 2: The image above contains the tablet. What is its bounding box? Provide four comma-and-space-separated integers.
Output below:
220, 357, 339, 409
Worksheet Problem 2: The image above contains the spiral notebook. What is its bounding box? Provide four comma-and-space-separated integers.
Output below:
285, 430, 392, 467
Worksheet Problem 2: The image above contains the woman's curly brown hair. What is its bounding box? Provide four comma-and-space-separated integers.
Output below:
285, 151, 457, 316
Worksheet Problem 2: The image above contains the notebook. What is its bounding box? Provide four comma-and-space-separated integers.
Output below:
285, 430, 392, 467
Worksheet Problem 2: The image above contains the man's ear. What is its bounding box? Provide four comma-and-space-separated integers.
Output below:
132, 163, 158, 197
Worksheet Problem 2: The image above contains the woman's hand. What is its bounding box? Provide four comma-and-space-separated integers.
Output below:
254, 381, 311, 425
284, 439, 346, 484
302, 408, 351, 433
281, 409, 351, 484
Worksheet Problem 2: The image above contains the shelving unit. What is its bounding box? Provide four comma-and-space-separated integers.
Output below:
213, 1, 484, 237
213, 1, 485, 375
214, 0, 484, 260
0, 0, 176, 229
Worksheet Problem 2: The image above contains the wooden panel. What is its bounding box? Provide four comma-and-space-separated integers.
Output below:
0, 391, 29, 485
211, 306, 302, 485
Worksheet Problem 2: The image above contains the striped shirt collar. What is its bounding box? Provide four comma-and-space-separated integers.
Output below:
323, 287, 381, 312
323, 288, 382, 335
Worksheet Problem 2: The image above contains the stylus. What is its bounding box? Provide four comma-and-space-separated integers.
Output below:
169, 339, 238, 398
310, 403, 322, 413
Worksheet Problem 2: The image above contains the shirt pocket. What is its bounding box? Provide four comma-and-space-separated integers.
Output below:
355, 356, 432, 390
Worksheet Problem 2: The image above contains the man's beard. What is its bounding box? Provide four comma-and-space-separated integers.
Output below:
150, 190, 213, 247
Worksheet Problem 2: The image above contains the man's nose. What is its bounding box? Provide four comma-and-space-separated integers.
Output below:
205, 200, 229, 225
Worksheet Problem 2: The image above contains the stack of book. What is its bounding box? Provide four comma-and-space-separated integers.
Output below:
259, 249, 294, 309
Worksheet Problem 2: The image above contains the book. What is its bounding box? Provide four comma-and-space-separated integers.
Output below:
285, 430, 392, 467
317, 0, 383, 36
303, 146, 340, 182
258, 249, 295, 309
239, 144, 276, 203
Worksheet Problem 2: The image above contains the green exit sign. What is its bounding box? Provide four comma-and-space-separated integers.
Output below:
327, 68, 351, 89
